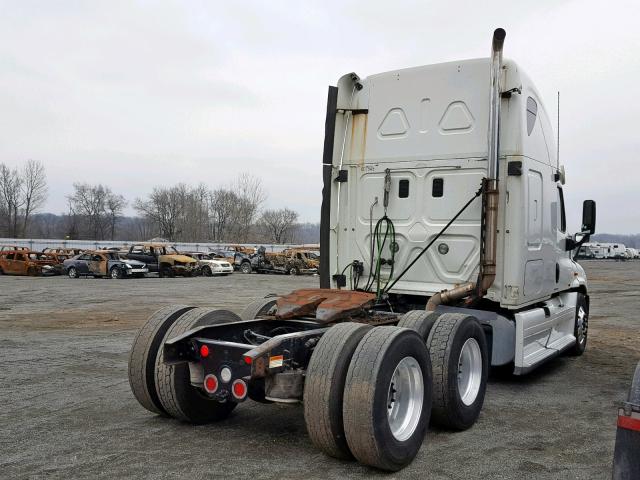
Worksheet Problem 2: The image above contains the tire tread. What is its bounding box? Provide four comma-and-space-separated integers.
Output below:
127, 305, 194, 415
304, 322, 372, 459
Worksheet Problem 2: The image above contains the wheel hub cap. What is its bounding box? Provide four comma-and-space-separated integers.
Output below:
457, 338, 482, 406
387, 356, 424, 441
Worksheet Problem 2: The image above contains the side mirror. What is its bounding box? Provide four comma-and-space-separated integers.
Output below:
581, 200, 596, 235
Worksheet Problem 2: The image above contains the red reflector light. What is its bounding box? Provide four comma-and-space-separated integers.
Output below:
243, 355, 252, 365
200, 345, 210, 358
204, 374, 218, 394
232, 379, 247, 400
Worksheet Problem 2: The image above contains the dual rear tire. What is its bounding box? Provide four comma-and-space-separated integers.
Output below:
305, 323, 433, 471
304, 312, 488, 471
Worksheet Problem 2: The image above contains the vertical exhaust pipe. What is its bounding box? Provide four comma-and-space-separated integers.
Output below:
487, 28, 505, 181
427, 28, 505, 310
478, 28, 505, 294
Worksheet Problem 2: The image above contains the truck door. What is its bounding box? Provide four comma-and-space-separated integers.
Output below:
523, 169, 544, 297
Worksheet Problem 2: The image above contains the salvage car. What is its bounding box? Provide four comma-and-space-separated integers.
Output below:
209, 249, 251, 272
64, 250, 148, 279
239, 246, 318, 275
184, 252, 234, 276
0, 250, 56, 276
282, 248, 320, 271
124, 243, 198, 277
44, 252, 71, 275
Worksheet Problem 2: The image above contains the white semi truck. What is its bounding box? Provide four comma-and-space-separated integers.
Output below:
128, 29, 596, 471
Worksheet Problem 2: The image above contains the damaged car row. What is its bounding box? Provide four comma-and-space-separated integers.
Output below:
0, 243, 319, 279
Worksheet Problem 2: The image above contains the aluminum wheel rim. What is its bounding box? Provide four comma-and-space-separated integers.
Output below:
577, 306, 588, 345
458, 338, 482, 406
387, 356, 424, 441
69, 268, 76, 278
111, 269, 119, 279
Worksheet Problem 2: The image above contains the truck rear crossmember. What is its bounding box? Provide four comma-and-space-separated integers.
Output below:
164, 319, 329, 402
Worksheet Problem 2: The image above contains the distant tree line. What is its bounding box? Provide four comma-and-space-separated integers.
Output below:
0, 163, 319, 244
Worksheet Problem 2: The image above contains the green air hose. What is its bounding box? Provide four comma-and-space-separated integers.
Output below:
363, 215, 396, 301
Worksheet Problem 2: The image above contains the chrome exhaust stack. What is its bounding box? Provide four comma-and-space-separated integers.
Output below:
427, 28, 505, 311
487, 28, 505, 181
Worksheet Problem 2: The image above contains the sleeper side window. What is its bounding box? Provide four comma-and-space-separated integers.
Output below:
526, 96, 538, 136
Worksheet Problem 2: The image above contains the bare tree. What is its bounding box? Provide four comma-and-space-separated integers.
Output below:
106, 192, 127, 240
259, 208, 299, 243
68, 183, 126, 239
0, 164, 23, 237
134, 185, 188, 241
21, 160, 47, 236
209, 188, 238, 241
233, 173, 267, 242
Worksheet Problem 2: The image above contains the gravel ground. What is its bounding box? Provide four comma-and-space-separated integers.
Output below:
1, 262, 639, 479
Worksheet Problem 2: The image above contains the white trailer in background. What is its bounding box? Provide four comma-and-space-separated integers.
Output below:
590, 243, 612, 259
610, 243, 628, 259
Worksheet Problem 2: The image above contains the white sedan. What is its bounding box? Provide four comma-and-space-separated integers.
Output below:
184, 252, 234, 276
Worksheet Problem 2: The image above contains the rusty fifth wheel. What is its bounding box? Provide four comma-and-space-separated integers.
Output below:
343, 326, 432, 471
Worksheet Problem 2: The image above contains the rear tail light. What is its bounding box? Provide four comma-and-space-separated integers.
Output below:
232, 379, 248, 400
204, 374, 218, 394
199, 344, 210, 358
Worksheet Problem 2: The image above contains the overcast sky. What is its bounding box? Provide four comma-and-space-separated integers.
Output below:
1, 0, 639, 233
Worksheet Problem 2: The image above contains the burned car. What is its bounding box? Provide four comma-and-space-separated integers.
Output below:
63, 250, 148, 279
184, 252, 234, 276
38, 251, 70, 275
124, 243, 198, 277
0, 250, 57, 276
209, 249, 251, 273
239, 246, 318, 275
282, 248, 320, 271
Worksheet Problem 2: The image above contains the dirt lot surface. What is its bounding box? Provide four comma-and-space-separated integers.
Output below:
1, 261, 639, 479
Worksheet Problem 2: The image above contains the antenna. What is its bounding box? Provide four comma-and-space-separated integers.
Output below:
557, 91, 560, 169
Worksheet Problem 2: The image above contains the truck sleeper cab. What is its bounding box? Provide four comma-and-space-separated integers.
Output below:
128, 29, 596, 472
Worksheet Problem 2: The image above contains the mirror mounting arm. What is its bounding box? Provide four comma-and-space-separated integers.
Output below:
567, 231, 591, 260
